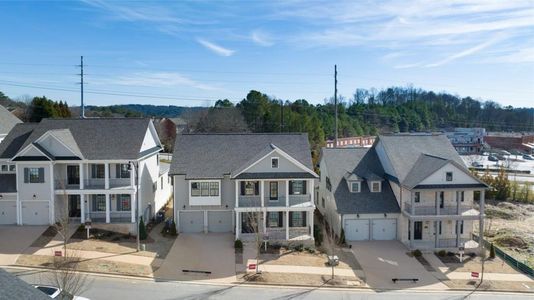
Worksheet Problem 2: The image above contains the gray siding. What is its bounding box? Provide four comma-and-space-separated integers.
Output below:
245, 152, 307, 174
174, 175, 236, 213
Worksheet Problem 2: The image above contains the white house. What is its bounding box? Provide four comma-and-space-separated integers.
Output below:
318, 134, 488, 252
0, 118, 172, 234
170, 133, 318, 245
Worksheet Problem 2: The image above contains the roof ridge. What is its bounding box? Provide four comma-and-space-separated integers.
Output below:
180, 132, 307, 136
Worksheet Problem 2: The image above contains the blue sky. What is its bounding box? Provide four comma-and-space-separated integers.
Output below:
0, 0, 533, 108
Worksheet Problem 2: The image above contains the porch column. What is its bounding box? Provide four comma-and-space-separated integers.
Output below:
79, 163, 84, 189
80, 195, 85, 223
235, 212, 240, 240
285, 180, 289, 207
262, 209, 267, 234
409, 220, 414, 249
410, 191, 414, 215
309, 210, 314, 236
105, 194, 110, 223
455, 220, 460, 247
260, 180, 264, 207
479, 190, 485, 253
105, 163, 110, 189
434, 221, 438, 248
131, 193, 136, 223
49, 163, 55, 224
235, 180, 239, 208
285, 211, 289, 240
130, 164, 135, 188
309, 179, 314, 205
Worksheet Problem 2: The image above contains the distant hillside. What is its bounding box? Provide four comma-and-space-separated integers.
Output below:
83, 104, 205, 118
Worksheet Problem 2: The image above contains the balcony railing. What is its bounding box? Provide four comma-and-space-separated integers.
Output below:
85, 212, 132, 223
437, 238, 470, 248
288, 194, 311, 207
238, 194, 312, 208
109, 178, 131, 189
404, 203, 472, 216
55, 180, 80, 190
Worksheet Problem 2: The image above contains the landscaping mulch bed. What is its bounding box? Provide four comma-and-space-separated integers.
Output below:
71, 227, 155, 244
30, 226, 58, 247
243, 272, 362, 287
436, 252, 475, 264
443, 279, 534, 292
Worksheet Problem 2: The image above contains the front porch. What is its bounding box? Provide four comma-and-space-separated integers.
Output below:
407, 218, 479, 251
236, 209, 314, 242
236, 178, 314, 208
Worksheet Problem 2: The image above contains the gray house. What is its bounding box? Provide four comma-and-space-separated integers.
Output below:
319, 134, 488, 252
170, 133, 318, 243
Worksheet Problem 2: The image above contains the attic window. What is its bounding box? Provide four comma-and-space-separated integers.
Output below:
371, 181, 381, 193
350, 182, 360, 193
446, 172, 453, 181
271, 157, 279, 168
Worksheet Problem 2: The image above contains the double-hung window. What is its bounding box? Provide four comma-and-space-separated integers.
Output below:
269, 182, 278, 200
414, 192, 420, 203
116, 195, 131, 211
191, 181, 219, 197
350, 182, 360, 193
290, 180, 306, 195
271, 157, 279, 168
92, 195, 106, 211
91, 164, 105, 179
24, 168, 44, 183
268, 212, 281, 228
116, 164, 130, 179
241, 181, 258, 196
290, 212, 306, 227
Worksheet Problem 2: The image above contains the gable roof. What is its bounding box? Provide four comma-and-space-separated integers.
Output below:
170, 133, 314, 179
0, 118, 159, 160
402, 154, 450, 189
0, 104, 22, 135
0, 268, 50, 300
321, 147, 400, 214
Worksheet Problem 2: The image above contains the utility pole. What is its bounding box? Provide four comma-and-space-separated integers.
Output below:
334, 65, 338, 148
280, 100, 284, 132
77, 56, 85, 118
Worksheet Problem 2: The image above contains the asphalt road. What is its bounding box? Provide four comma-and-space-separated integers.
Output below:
4, 267, 532, 300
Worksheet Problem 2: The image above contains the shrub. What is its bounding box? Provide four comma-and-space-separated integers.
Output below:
139, 217, 148, 240
412, 249, 422, 257
234, 239, 243, 249
438, 250, 447, 257
313, 225, 323, 246
489, 243, 496, 259
339, 228, 346, 245
169, 220, 177, 236
447, 251, 455, 256
305, 247, 315, 254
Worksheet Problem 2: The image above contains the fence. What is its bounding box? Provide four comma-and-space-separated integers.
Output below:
472, 233, 533, 277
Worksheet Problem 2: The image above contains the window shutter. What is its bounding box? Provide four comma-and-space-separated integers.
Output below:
278, 212, 283, 227
289, 181, 293, 195
240, 181, 245, 196
38, 168, 45, 183
288, 212, 293, 227
24, 168, 29, 183
254, 182, 259, 195
302, 180, 307, 194
116, 164, 120, 178
302, 212, 307, 227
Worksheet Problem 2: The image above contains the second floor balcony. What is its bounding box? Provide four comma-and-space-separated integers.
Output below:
404, 202, 476, 216
236, 179, 314, 208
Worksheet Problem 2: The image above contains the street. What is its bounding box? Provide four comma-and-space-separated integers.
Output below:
3, 267, 532, 300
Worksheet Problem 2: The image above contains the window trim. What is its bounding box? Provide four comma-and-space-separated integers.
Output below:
190, 180, 220, 198
370, 181, 381, 193
350, 181, 361, 193
446, 172, 453, 181
271, 157, 279, 169
414, 192, 420, 203
269, 181, 278, 201
24, 167, 45, 184
115, 194, 131, 212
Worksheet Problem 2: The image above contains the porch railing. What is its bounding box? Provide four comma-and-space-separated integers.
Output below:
404, 203, 472, 215
239, 195, 312, 207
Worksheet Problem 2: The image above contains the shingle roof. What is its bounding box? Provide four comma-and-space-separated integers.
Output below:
378, 134, 467, 185
170, 133, 313, 178
0, 118, 158, 160
402, 154, 449, 189
0, 268, 50, 300
0, 174, 16, 193
321, 147, 400, 214
0, 104, 22, 135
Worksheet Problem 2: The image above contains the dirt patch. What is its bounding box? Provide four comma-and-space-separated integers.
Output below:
15, 254, 152, 277
243, 272, 363, 287
443, 279, 534, 292
260, 248, 354, 269
440, 254, 520, 274
30, 226, 58, 247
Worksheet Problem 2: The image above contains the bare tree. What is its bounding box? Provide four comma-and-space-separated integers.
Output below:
243, 209, 264, 274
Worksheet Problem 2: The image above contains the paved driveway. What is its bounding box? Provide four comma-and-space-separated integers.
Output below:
350, 241, 447, 290
0, 225, 47, 265
155, 233, 236, 283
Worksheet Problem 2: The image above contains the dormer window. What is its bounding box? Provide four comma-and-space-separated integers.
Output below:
271, 157, 279, 168
350, 182, 360, 193
446, 172, 453, 181
370, 181, 381, 193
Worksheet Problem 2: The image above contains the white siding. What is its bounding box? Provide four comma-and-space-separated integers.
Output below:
418, 163, 480, 186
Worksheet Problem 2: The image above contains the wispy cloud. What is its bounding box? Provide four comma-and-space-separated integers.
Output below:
107, 72, 219, 91
81, 0, 184, 24
425, 36, 504, 67
251, 30, 274, 46
196, 38, 235, 56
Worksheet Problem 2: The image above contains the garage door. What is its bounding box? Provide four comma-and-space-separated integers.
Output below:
21, 201, 49, 225
344, 219, 370, 241
371, 219, 397, 240
0, 201, 16, 225
179, 211, 204, 233
208, 211, 233, 233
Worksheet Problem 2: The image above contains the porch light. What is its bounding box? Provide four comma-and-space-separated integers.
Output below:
33, 194, 36, 199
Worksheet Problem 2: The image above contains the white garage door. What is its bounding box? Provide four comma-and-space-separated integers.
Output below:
21, 201, 49, 225
344, 219, 370, 241
371, 219, 397, 240
179, 211, 204, 233
208, 211, 233, 233
0, 201, 17, 225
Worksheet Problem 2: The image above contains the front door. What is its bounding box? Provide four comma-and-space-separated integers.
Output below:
67, 165, 80, 185
68, 195, 81, 218
414, 221, 423, 240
